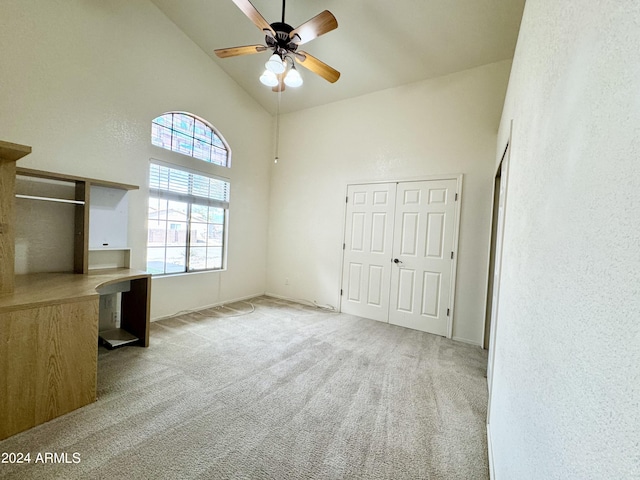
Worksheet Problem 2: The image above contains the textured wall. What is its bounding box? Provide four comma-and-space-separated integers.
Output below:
489, 0, 640, 478
0, 0, 273, 319
266, 61, 512, 345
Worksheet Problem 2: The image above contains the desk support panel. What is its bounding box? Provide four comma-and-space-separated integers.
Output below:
0, 299, 98, 441
121, 276, 150, 347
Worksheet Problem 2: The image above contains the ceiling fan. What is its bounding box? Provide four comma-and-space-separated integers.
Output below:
214, 0, 340, 92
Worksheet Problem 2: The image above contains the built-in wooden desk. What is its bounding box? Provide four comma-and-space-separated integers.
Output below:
0, 269, 151, 440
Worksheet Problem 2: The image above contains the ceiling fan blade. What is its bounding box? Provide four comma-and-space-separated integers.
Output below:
231, 0, 275, 36
214, 45, 267, 58
289, 11, 338, 45
295, 51, 340, 83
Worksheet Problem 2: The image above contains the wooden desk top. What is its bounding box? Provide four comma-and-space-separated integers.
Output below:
0, 269, 150, 313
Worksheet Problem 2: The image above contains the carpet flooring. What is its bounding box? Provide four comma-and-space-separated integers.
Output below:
0, 296, 489, 479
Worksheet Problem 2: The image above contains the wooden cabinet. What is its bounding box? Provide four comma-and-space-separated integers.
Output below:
0, 297, 99, 440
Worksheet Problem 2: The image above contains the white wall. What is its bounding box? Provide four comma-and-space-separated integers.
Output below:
0, 0, 273, 319
266, 60, 512, 345
489, 1, 640, 478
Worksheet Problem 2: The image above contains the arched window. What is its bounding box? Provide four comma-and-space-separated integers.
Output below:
147, 112, 230, 275
151, 112, 230, 167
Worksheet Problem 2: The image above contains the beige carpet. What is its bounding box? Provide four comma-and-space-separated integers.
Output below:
0, 296, 489, 479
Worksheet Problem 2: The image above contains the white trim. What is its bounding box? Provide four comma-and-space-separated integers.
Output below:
448, 174, 463, 339
337, 184, 349, 312
151, 266, 228, 279
481, 143, 510, 349
486, 120, 513, 428
150, 292, 262, 321
263, 292, 337, 311
487, 421, 496, 479
263, 292, 296, 302
345, 172, 464, 187
451, 336, 482, 347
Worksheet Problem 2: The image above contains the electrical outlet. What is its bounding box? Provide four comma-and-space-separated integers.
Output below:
111, 311, 118, 326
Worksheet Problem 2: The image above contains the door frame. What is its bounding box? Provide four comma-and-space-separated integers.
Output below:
483, 153, 506, 350
485, 121, 513, 418
339, 173, 463, 339
485, 123, 512, 480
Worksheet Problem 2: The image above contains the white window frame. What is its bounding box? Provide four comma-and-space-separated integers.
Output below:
147, 112, 231, 276
151, 111, 231, 168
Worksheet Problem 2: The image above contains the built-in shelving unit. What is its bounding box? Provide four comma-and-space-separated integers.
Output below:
0, 140, 152, 441
15, 166, 138, 274
89, 248, 131, 270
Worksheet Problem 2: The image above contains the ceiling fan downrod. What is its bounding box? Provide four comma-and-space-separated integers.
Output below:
266, 0, 297, 59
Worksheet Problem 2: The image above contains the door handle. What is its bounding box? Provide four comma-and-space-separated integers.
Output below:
393, 258, 402, 264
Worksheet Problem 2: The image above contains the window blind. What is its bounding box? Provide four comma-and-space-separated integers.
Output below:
149, 163, 229, 209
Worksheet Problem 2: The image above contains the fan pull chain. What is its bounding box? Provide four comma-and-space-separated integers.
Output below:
274, 88, 282, 163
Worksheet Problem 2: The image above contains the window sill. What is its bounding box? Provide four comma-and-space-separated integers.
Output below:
150, 269, 227, 279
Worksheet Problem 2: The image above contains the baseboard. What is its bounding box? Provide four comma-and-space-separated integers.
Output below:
487, 422, 496, 479
452, 336, 483, 347
151, 292, 265, 322
263, 292, 293, 302
266, 297, 486, 338
263, 292, 338, 310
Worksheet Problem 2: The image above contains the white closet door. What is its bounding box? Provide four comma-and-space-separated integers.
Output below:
340, 183, 396, 322
388, 179, 457, 336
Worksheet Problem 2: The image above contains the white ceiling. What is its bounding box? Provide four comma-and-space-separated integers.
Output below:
150, 0, 526, 114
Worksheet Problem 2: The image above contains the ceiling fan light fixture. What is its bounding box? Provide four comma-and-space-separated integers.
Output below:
259, 69, 279, 87
265, 53, 286, 74
284, 65, 303, 87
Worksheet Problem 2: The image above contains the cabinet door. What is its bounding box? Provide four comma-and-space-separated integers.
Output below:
89, 185, 129, 248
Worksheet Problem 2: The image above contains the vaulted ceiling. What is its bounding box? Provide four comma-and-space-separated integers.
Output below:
150, 0, 526, 114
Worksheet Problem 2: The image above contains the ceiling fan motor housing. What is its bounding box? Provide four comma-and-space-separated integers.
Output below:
266, 22, 299, 57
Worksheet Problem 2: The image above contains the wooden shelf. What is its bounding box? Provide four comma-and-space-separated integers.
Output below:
0, 269, 150, 313
0, 141, 32, 163
99, 328, 139, 348
16, 167, 139, 190
89, 248, 131, 270
15, 167, 139, 274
